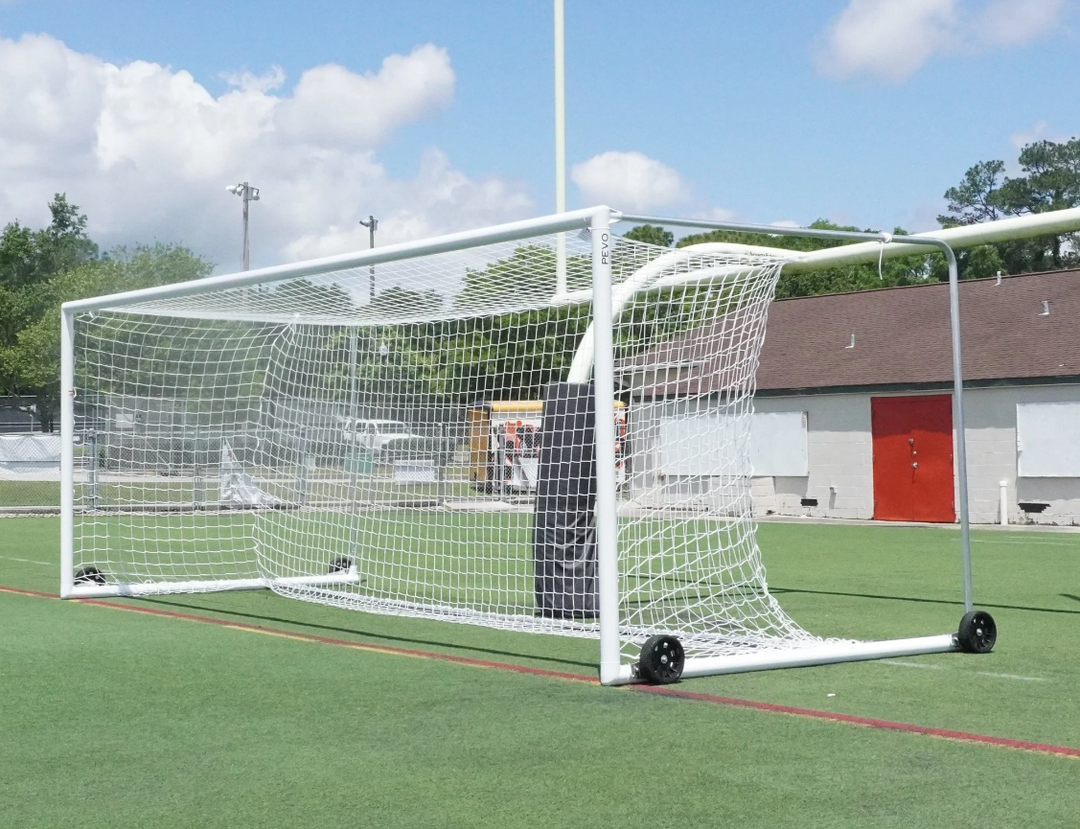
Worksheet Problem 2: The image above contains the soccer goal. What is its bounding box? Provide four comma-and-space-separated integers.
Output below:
61, 206, 1004, 684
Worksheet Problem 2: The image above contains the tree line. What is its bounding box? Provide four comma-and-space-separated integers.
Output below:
626, 136, 1080, 298
3, 137, 1078, 430
0, 195, 211, 430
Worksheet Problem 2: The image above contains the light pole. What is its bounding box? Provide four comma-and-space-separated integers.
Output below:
226, 182, 260, 271
359, 215, 378, 299
554, 0, 567, 295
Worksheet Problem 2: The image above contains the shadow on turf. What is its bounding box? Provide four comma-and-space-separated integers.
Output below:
135, 597, 598, 671
771, 586, 1080, 615
112, 588, 1080, 672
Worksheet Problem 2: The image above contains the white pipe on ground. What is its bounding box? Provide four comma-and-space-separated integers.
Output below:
603, 633, 959, 685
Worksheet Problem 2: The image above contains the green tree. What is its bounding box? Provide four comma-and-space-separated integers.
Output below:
938, 137, 1080, 277
0, 195, 99, 353
0, 194, 212, 429
623, 224, 673, 248
369, 285, 444, 317
675, 220, 932, 299
455, 244, 591, 311
939, 160, 1009, 225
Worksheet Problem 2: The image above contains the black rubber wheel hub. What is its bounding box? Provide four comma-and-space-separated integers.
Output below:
74, 566, 106, 585
328, 556, 353, 574
638, 634, 685, 684
957, 610, 997, 654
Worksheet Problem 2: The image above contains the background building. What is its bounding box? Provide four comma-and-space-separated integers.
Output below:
623, 270, 1080, 526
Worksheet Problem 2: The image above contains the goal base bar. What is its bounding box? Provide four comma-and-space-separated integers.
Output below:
62, 568, 360, 599
603, 632, 958, 685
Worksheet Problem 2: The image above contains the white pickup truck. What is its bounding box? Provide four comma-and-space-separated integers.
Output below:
341, 419, 414, 459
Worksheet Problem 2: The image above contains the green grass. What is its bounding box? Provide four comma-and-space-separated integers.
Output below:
0, 479, 60, 507
2, 517, 1080, 827
0, 468, 481, 510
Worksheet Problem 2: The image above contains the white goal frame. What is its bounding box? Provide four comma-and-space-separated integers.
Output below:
59, 204, 1080, 684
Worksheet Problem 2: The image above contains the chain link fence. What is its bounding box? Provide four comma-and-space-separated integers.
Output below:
0, 433, 63, 513
0, 425, 478, 515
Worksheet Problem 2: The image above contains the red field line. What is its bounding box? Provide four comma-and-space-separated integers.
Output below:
4, 583, 1078, 759
634, 685, 1080, 758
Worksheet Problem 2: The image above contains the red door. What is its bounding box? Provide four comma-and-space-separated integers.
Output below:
871, 395, 955, 523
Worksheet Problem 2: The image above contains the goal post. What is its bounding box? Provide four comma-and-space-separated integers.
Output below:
60, 205, 1023, 683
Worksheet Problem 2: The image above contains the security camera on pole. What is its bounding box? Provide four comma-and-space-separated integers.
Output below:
226, 182, 260, 271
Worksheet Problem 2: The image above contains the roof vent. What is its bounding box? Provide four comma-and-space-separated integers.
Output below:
845, 333, 855, 349
996, 270, 1003, 285
1040, 300, 1051, 316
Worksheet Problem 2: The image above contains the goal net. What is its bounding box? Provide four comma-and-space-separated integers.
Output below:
61, 208, 957, 683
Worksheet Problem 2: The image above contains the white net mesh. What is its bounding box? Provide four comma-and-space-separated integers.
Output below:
70, 226, 822, 663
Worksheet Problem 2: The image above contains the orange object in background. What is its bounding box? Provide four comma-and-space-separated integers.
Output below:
466, 400, 626, 492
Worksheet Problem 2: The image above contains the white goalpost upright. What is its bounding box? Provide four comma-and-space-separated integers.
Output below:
59, 204, 1080, 683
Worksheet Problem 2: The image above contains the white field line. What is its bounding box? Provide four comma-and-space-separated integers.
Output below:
885, 660, 1045, 682
972, 538, 1080, 547
0, 555, 52, 567
975, 671, 1046, 682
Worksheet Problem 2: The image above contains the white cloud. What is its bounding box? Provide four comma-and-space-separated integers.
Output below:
978, 0, 1066, 45
815, 0, 1066, 83
1010, 120, 1072, 150
692, 205, 740, 223
571, 151, 690, 212
276, 46, 455, 149
815, 0, 958, 83
282, 148, 533, 261
0, 34, 532, 271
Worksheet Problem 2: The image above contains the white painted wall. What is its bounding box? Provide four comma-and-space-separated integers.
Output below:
753, 394, 874, 520
965, 384, 1080, 525
749, 383, 1080, 526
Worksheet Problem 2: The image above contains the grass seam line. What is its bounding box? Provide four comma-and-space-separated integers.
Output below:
4, 583, 1078, 760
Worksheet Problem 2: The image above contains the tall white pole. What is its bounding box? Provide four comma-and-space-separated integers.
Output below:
360, 215, 378, 299
227, 182, 259, 271
242, 190, 250, 272
590, 207, 620, 685
554, 0, 568, 295
59, 308, 75, 598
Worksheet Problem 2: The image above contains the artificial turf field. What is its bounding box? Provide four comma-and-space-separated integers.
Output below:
2, 516, 1079, 828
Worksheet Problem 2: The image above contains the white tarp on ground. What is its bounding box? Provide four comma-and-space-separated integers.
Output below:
0, 434, 61, 480
219, 440, 282, 507
509, 456, 539, 490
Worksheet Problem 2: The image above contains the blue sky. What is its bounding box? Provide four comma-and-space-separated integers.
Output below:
1, 0, 1078, 271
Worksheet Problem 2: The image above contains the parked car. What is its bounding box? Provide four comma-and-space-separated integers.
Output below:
341, 419, 415, 459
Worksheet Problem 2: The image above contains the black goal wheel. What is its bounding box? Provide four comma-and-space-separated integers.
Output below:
74, 566, 106, 585
328, 556, 353, 574
638, 634, 685, 684
957, 610, 997, 654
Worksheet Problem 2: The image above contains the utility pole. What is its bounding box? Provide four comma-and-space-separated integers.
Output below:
359, 215, 378, 299
226, 182, 260, 270
554, 0, 567, 295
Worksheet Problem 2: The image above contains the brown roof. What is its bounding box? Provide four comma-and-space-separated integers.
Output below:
617, 270, 1080, 395
757, 270, 1080, 391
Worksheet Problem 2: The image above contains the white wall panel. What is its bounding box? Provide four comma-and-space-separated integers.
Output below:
1016, 402, 1080, 477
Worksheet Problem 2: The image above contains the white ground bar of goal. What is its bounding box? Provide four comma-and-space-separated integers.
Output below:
608, 633, 960, 685
64, 569, 360, 599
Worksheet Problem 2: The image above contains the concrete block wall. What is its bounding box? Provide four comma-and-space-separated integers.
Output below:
751, 383, 1080, 526
964, 384, 1080, 526
623, 383, 1080, 525
754, 394, 874, 520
